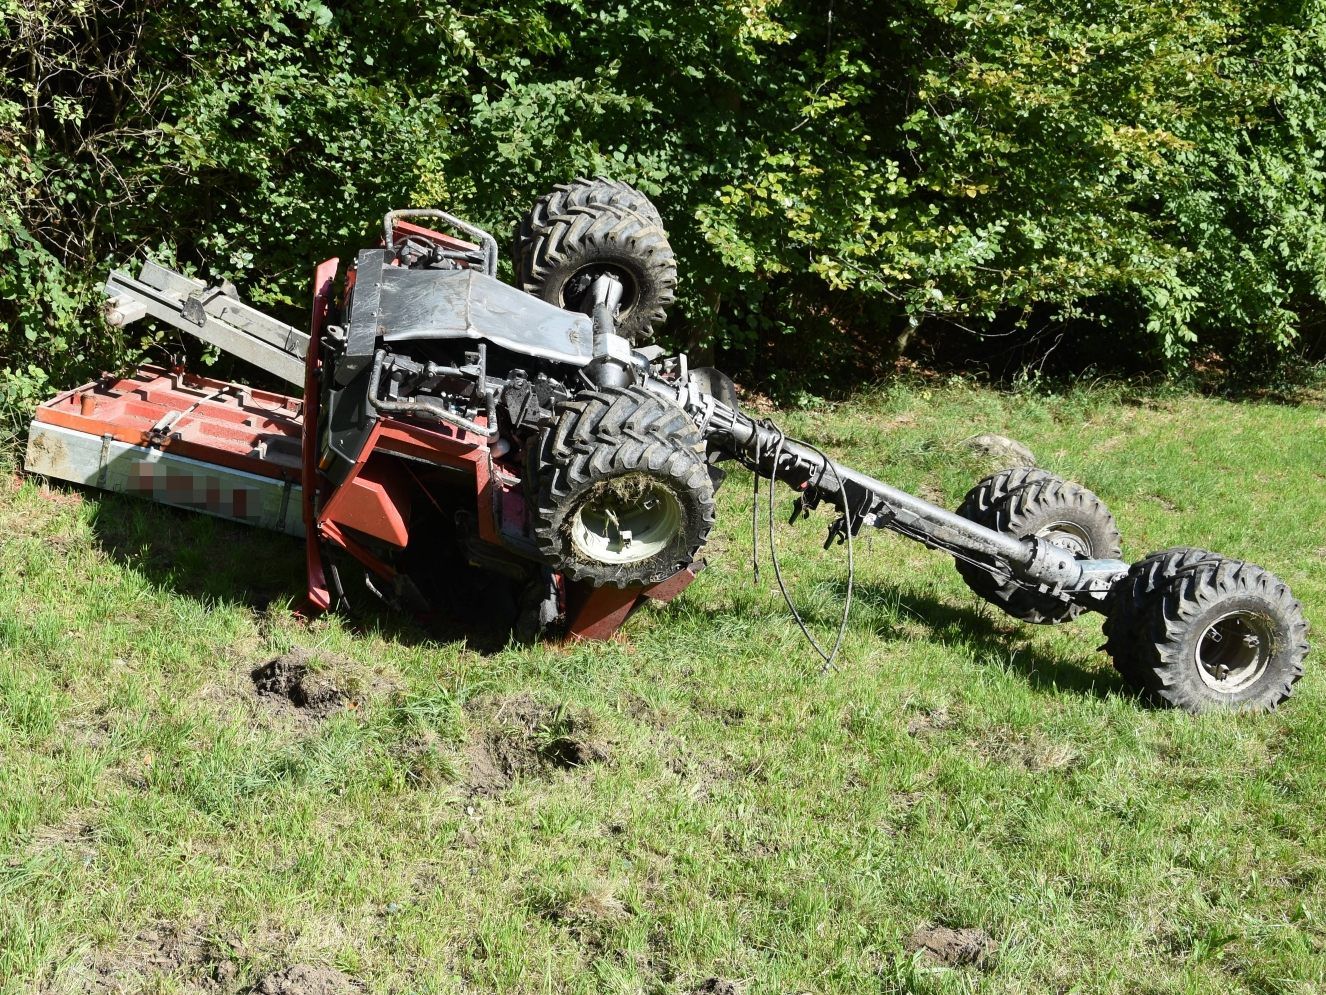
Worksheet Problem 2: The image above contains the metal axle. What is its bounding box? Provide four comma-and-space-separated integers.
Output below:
655, 375, 1130, 611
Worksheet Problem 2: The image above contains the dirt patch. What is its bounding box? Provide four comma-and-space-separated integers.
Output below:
81, 922, 239, 992
464, 693, 609, 795
904, 924, 994, 968
906, 707, 952, 738
246, 965, 360, 995
968, 726, 1079, 773
694, 979, 747, 995
250, 649, 356, 720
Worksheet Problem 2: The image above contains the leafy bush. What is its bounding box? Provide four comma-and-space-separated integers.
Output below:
2, 0, 1324, 411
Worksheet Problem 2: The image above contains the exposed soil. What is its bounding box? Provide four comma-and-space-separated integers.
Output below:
246, 964, 360, 995
968, 726, 1080, 773
906, 707, 952, 738
79, 921, 240, 992
904, 923, 995, 967
464, 693, 609, 795
694, 979, 747, 995
250, 649, 349, 720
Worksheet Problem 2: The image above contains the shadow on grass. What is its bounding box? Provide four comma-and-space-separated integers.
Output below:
766, 579, 1129, 702
866, 583, 1127, 701
82, 489, 1131, 696
84, 491, 519, 655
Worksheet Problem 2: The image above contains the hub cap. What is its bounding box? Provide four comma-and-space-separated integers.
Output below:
1033, 520, 1093, 558
570, 475, 681, 566
1195, 611, 1272, 693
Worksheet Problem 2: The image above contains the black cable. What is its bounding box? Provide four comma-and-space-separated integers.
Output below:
798, 438, 856, 672
751, 432, 761, 583
760, 422, 854, 673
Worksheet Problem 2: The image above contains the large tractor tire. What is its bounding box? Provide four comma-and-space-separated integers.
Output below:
514, 198, 677, 344
954, 469, 1122, 624
515, 176, 663, 244
531, 386, 714, 588
1101, 546, 1220, 689
1103, 550, 1307, 712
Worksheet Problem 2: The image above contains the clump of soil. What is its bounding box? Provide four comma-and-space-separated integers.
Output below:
251, 649, 347, 719
904, 924, 995, 967
247, 964, 360, 994
465, 693, 609, 795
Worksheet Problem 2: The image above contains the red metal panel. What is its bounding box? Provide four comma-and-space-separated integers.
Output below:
564, 565, 700, 641
32, 366, 304, 482
322, 459, 412, 548
303, 256, 340, 613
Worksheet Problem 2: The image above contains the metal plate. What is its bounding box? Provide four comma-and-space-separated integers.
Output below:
27, 422, 304, 537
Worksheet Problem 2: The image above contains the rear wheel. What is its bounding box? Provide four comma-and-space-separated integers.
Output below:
954, 470, 1122, 623
513, 200, 677, 344
1104, 552, 1307, 712
531, 386, 714, 588
515, 176, 663, 244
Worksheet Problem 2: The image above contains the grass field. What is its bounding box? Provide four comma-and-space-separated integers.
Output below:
2, 379, 1325, 994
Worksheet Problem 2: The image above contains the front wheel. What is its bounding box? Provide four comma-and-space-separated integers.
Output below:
1104, 553, 1308, 712
530, 386, 715, 588
513, 199, 677, 344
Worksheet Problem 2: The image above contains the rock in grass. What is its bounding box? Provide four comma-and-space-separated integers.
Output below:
960, 433, 1036, 467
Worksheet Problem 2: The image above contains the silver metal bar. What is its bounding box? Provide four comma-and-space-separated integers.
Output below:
658, 375, 1130, 604
382, 208, 498, 277
104, 268, 307, 385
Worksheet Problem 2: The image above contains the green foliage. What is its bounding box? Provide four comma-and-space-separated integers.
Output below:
1, 0, 1324, 405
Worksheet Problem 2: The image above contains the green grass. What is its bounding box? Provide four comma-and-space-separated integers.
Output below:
2, 379, 1325, 994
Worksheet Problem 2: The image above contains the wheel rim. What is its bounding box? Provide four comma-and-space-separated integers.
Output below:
1033, 520, 1093, 557
570, 475, 681, 566
561, 264, 639, 318
1194, 611, 1273, 693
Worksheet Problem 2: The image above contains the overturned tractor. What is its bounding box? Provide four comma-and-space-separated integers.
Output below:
25, 178, 1308, 713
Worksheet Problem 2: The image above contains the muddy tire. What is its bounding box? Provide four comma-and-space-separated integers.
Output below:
514, 201, 677, 344
1104, 551, 1307, 712
531, 386, 713, 588
1101, 547, 1220, 689
955, 471, 1122, 624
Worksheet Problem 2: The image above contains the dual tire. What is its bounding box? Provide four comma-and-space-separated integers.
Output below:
1102, 548, 1307, 712
954, 469, 1308, 712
